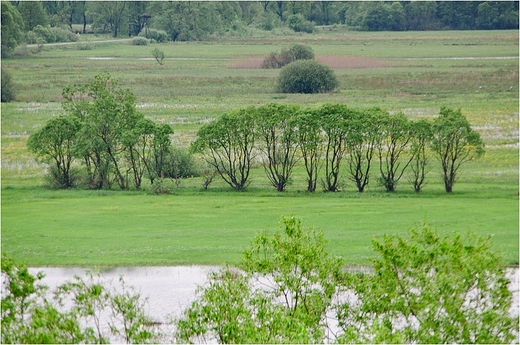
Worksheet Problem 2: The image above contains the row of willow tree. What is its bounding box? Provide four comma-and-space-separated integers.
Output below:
191, 103, 484, 193
28, 73, 184, 190
28, 73, 484, 194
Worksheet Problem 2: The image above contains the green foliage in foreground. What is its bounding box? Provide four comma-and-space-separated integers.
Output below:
1, 253, 158, 344
3, 218, 517, 343
176, 216, 518, 343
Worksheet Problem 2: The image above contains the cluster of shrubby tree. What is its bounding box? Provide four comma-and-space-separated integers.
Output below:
3, 217, 517, 343
191, 103, 484, 193
2, 1, 517, 55
277, 60, 339, 94
27, 73, 194, 190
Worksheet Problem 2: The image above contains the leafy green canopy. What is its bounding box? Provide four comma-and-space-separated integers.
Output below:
338, 223, 518, 343
192, 104, 484, 193
27, 73, 176, 190
277, 60, 339, 94
431, 107, 485, 192
1, 2, 24, 55
190, 106, 257, 191
176, 217, 518, 343
27, 115, 81, 188
176, 216, 344, 343
256, 103, 302, 192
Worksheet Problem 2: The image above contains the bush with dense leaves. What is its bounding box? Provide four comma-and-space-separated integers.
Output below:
50, 27, 78, 43
163, 147, 200, 179
287, 14, 315, 33
25, 25, 54, 44
276, 59, 338, 94
139, 28, 168, 43
1, 69, 16, 102
132, 37, 149, 46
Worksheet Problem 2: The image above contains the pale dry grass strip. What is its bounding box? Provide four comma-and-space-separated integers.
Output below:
316, 55, 388, 69
228, 55, 388, 69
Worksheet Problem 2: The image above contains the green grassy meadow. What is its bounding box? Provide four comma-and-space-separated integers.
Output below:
1, 29, 518, 267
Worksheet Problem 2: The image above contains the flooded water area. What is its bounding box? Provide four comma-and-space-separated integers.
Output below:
29, 265, 519, 342
30, 266, 219, 322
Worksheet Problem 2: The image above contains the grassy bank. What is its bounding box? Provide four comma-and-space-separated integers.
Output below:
1, 29, 518, 267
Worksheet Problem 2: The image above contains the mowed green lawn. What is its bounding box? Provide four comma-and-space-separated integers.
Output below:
1, 29, 518, 267
2, 167, 518, 267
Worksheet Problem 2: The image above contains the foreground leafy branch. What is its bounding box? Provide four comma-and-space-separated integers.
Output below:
176, 218, 518, 344
337, 223, 518, 343
2, 217, 517, 343
1, 254, 161, 344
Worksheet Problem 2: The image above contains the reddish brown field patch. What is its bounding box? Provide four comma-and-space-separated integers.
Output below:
229, 55, 388, 69
228, 56, 265, 69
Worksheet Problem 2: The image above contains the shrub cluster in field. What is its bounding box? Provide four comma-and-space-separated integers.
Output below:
277, 59, 338, 94
24, 25, 78, 45
191, 103, 484, 193
27, 73, 198, 191
137, 28, 169, 43
262, 44, 338, 94
3, 218, 518, 343
262, 44, 315, 69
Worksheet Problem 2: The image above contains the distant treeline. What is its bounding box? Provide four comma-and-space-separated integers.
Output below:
342, 1, 519, 31
7, 1, 520, 41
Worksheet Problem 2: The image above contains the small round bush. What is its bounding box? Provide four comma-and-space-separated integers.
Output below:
132, 37, 149, 46
276, 60, 339, 94
165, 147, 200, 178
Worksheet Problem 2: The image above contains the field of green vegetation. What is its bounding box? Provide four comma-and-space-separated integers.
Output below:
2, 29, 518, 267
